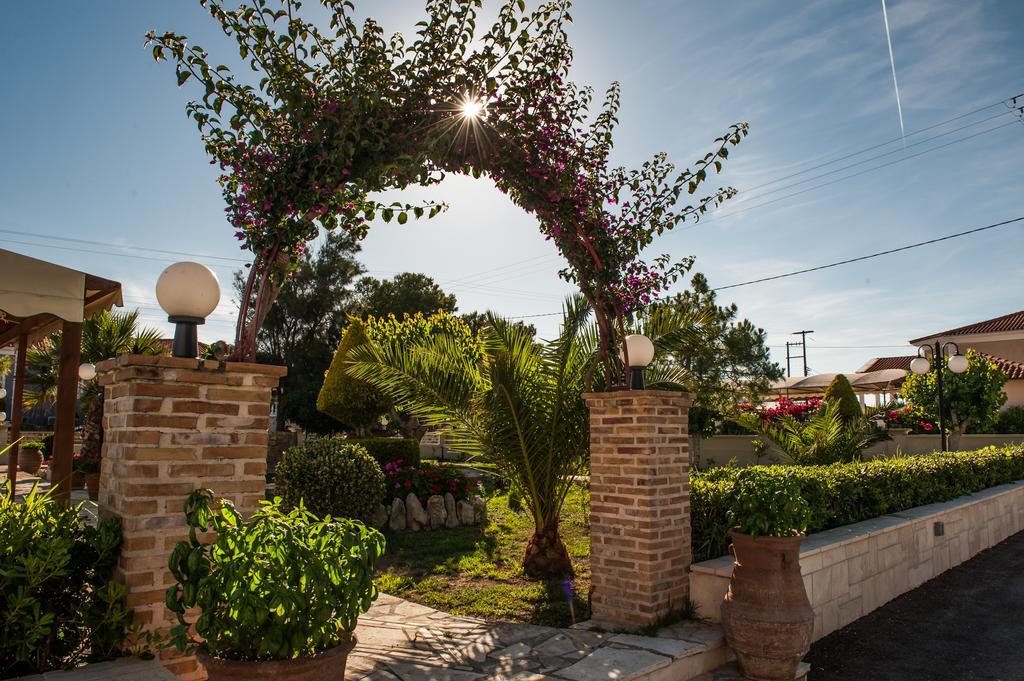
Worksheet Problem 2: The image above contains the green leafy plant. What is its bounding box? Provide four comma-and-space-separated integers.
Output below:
692, 444, 1024, 561
274, 439, 386, 523
822, 374, 861, 424
1, 480, 135, 677
166, 489, 385, 661
19, 441, 45, 452
726, 468, 810, 538
347, 437, 421, 468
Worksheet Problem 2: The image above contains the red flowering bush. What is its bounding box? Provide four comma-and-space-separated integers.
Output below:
755, 397, 822, 423
885, 406, 937, 433
382, 459, 476, 505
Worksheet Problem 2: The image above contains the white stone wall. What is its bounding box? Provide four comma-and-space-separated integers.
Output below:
690, 480, 1024, 641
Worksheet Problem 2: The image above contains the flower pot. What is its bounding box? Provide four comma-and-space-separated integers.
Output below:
198, 637, 356, 681
85, 473, 100, 501
721, 530, 813, 681
19, 448, 43, 475
71, 471, 85, 489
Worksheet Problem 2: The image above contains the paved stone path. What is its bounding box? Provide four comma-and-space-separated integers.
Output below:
13, 657, 177, 680
347, 594, 728, 680
806, 529, 1024, 681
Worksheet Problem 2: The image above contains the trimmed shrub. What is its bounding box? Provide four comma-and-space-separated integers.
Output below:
822, 374, 861, 424
1, 485, 135, 676
691, 445, 1024, 562
317, 320, 391, 434
349, 437, 421, 468
995, 406, 1024, 434
274, 439, 386, 523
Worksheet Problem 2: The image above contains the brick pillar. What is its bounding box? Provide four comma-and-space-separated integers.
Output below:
584, 389, 693, 630
97, 355, 286, 680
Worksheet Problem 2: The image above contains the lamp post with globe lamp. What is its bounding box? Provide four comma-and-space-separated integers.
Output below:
622, 334, 655, 390
910, 341, 969, 452
156, 262, 222, 359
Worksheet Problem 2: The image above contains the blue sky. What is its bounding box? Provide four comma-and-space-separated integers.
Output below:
2, 0, 1022, 373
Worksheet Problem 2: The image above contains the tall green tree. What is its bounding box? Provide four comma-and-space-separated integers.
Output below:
901, 349, 1007, 450
651, 273, 783, 434
351, 272, 458, 320
346, 300, 591, 579
25, 310, 165, 456
823, 374, 861, 424
235, 231, 364, 432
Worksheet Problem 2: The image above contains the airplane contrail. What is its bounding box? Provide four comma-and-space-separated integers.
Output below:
881, 0, 906, 143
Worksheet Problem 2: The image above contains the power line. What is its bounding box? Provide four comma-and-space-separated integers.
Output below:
742, 91, 1024, 194
0, 228, 251, 264
505, 215, 1024, 318
684, 118, 1022, 228
712, 216, 1024, 291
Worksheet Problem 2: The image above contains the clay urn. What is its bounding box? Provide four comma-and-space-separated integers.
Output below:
198, 637, 356, 681
721, 530, 813, 681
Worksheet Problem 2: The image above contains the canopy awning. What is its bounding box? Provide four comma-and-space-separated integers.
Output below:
770, 369, 907, 395
0, 249, 123, 347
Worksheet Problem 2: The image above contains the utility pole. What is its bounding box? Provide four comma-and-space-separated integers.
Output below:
787, 330, 814, 376
794, 330, 814, 376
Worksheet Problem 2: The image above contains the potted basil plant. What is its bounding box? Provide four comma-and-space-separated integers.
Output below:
720, 469, 814, 681
166, 489, 385, 681
18, 440, 45, 475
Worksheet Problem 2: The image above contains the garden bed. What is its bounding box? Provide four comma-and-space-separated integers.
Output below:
376, 483, 590, 628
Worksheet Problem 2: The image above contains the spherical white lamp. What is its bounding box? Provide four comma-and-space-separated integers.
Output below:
947, 353, 968, 374
622, 334, 656, 390
0, 412, 6, 422
156, 262, 221, 358
910, 356, 931, 375
0, 387, 6, 399
78, 363, 97, 381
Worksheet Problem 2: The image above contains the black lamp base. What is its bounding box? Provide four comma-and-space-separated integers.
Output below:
629, 366, 646, 390
169, 315, 205, 359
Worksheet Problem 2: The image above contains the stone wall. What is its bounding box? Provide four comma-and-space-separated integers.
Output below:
585, 390, 693, 630
97, 355, 286, 680
690, 480, 1024, 641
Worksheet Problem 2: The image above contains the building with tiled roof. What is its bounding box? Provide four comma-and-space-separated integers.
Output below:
858, 311, 1024, 408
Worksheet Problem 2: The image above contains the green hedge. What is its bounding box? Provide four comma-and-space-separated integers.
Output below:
691, 445, 1024, 563
348, 437, 421, 468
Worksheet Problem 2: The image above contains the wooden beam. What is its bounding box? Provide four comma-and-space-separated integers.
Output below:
5, 334, 27, 500
50, 320, 82, 502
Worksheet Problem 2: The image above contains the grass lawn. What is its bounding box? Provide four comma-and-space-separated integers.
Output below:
375, 483, 591, 628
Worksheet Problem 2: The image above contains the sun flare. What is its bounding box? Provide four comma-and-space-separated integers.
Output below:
459, 98, 485, 120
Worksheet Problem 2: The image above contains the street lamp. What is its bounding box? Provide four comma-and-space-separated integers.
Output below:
910, 341, 968, 451
156, 262, 221, 359
622, 334, 655, 390
78, 363, 96, 381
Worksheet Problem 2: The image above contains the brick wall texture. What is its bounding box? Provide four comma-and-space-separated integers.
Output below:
584, 389, 693, 629
97, 355, 286, 680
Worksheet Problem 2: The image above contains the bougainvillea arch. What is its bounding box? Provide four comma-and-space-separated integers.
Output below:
148, 0, 747, 388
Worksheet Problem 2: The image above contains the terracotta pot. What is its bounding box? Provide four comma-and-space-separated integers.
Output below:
198, 637, 356, 681
721, 531, 813, 681
85, 473, 100, 501
71, 471, 85, 489
19, 448, 43, 475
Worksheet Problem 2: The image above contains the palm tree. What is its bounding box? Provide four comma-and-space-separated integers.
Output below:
346, 297, 594, 578
25, 310, 164, 455
733, 400, 887, 466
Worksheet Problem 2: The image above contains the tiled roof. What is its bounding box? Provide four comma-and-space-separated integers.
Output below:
979, 352, 1024, 380
157, 338, 209, 354
860, 356, 913, 372
859, 353, 1024, 380
910, 310, 1024, 343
